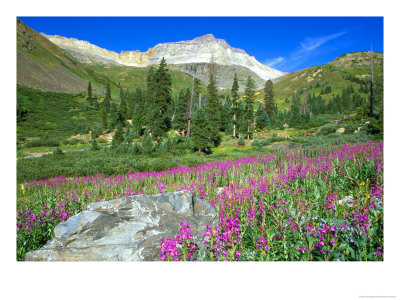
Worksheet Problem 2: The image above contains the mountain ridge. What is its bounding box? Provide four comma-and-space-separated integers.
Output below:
40, 33, 285, 82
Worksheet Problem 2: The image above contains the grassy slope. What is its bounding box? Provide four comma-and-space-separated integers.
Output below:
17, 85, 100, 141
17, 19, 123, 95
87, 64, 195, 95
254, 51, 383, 109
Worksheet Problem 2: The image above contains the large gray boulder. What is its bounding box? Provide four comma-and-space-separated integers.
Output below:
25, 191, 217, 261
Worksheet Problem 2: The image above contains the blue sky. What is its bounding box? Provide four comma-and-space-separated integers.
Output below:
18, 17, 383, 72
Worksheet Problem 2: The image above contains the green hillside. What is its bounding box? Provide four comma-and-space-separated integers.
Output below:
255, 51, 383, 109
17, 85, 100, 142
86, 64, 195, 95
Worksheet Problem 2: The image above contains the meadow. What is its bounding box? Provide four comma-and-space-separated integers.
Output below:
17, 141, 383, 261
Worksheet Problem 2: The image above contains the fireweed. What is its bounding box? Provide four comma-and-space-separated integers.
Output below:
17, 142, 383, 261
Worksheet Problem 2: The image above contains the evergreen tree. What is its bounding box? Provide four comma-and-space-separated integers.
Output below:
109, 102, 122, 129
123, 125, 134, 145
111, 124, 124, 149
221, 96, 232, 131
173, 89, 189, 134
151, 57, 172, 139
231, 72, 240, 138
100, 106, 108, 131
87, 81, 93, 104
118, 87, 127, 123
144, 66, 156, 128
141, 130, 154, 154
104, 80, 111, 112
193, 78, 203, 107
90, 127, 99, 151
255, 104, 269, 130
132, 103, 143, 136
264, 79, 276, 116
289, 93, 301, 127
191, 106, 211, 152
205, 74, 221, 127
243, 76, 256, 140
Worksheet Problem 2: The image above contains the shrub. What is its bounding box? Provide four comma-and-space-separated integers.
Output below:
344, 123, 358, 134
53, 147, 64, 155
319, 124, 337, 135
24, 138, 60, 148
237, 137, 245, 146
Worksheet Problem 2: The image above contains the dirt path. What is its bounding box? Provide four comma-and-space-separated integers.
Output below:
18, 148, 86, 160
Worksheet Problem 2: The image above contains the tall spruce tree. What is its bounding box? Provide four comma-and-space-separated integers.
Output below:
243, 76, 256, 140
118, 87, 127, 123
205, 74, 222, 146
103, 80, 111, 112
87, 81, 92, 102
255, 104, 269, 130
100, 106, 108, 131
151, 57, 172, 140
173, 89, 189, 134
145, 66, 156, 129
191, 106, 211, 152
264, 79, 276, 116
111, 124, 124, 149
231, 73, 240, 138
132, 103, 143, 136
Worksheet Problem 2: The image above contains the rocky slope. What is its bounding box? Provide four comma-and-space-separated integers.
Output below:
41, 33, 285, 82
17, 19, 106, 94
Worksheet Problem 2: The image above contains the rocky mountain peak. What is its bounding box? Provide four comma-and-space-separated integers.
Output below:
192, 33, 217, 42
41, 32, 285, 81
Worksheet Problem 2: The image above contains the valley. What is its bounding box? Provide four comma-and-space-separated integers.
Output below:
16, 17, 384, 264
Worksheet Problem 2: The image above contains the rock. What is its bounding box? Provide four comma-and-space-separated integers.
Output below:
25, 191, 217, 261
338, 195, 354, 207
336, 127, 345, 134
216, 187, 224, 194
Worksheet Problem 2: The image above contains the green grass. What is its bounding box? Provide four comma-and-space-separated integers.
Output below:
255, 52, 383, 109
17, 85, 100, 142
87, 64, 195, 95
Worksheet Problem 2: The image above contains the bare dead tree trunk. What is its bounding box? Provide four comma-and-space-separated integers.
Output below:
233, 114, 236, 138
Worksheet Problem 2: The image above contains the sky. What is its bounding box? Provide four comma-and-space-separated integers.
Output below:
18, 16, 383, 72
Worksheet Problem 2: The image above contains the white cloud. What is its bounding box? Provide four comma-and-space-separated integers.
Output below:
298, 31, 347, 53
269, 30, 349, 71
264, 56, 285, 67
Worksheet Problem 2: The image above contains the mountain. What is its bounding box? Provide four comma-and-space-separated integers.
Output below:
41, 33, 285, 86
17, 19, 109, 94
17, 19, 196, 95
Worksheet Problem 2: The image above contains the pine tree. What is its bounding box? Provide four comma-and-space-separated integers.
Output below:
205, 74, 221, 126
221, 96, 232, 131
144, 67, 156, 128
109, 102, 122, 130
87, 81, 93, 103
255, 104, 269, 130
173, 89, 189, 134
264, 79, 276, 116
118, 87, 127, 123
151, 57, 172, 139
100, 106, 108, 131
231, 73, 240, 138
191, 106, 211, 152
141, 130, 154, 154
243, 76, 256, 140
111, 124, 124, 149
132, 103, 143, 136
104, 80, 111, 112
194, 78, 203, 106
